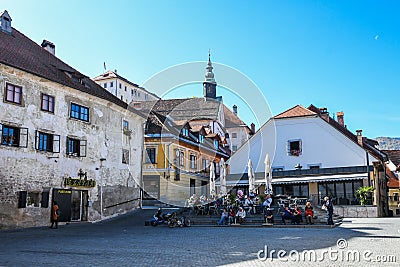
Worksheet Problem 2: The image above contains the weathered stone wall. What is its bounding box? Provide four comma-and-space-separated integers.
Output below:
0, 64, 144, 229
334, 205, 378, 218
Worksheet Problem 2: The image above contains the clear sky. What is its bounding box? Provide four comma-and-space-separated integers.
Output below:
2, 0, 399, 138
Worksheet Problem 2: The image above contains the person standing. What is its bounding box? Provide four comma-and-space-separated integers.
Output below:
50, 201, 60, 229
322, 196, 334, 225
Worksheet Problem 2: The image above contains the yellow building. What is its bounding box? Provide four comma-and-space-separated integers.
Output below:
142, 110, 230, 206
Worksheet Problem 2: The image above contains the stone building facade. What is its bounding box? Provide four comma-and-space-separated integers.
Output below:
0, 10, 145, 229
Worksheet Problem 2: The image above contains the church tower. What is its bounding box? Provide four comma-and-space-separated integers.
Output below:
203, 51, 217, 99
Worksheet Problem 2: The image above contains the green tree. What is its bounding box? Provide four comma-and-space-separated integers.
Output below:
355, 186, 374, 205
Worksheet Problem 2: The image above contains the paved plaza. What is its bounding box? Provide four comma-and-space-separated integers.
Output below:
0, 210, 399, 267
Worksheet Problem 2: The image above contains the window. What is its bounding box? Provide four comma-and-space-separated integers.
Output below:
138, 92, 141, 97
146, 148, 156, 164
0, 124, 28, 147
18, 191, 48, 208
180, 151, 185, 167
103, 83, 107, 88
199, 134, 204, 143
123, 120, 129, 132
232, 145, 238, 152
145, 94, 148, 100
27, 192, 40, 207
288, 140, 302, 156
5, 83, 22, 104
214, 140, 219, 149
131, 89, 134, 95
70, 103, 89, 122
309, 165, 320, 170
190, 154, 197, 169
125, 86, 127, 91
41, 94, 55, 113
121, 95, 123, 101
119, 83, 122, 89
67, 137, 87, 157
202, 158, 208, 172
110, 82, 114, 87
35, 131, 60, 153
232, 132, 237, 138
122, 149, 129, 164
181, 128, 189, 137
134, 89, 137, 96
272, 167, 284, 172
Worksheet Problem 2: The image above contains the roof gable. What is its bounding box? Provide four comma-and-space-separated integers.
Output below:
273, 105, 317, 119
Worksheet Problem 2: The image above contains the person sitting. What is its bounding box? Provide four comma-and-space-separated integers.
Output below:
263, 206, 274, 224
304, 201, 314, 225
244, 196, 254, 214
236, 207, 246, 224
281, 206, 293, 225
218, 208, 228, 225
263, 194, 272, 208
292, 205, 302, 224
228, 208, 236, 224
249, 190, 256, 199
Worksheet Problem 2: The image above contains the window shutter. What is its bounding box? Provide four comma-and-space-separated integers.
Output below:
19, 127, 28, 148
41, 191, 50, 208
35, 130, 39, 150
53, 134, 60, 153
18, 191, 27, 208
287, 141, 291, 155
0, 124, 2, 141
80, 140, 87, 157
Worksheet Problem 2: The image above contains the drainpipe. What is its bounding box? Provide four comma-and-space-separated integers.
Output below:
139, 122, 146, 209
366, 151, 371, 187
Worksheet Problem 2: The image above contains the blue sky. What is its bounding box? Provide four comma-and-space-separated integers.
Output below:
2, 0, 399, 137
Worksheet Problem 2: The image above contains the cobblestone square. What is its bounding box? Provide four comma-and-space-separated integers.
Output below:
0, 210, 399, 266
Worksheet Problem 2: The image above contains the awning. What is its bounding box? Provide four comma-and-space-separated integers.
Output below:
217, 173, 367, 186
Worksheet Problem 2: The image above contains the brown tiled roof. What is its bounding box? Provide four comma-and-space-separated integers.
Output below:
388, 177, 400, 188
273, 105, 317, 119
308, 104, 387, 161
223, 105, 246, 127
140, 98, 221, 122
383, 150, 400, 166
0, 28, 132, 111
386, 166, 400, 188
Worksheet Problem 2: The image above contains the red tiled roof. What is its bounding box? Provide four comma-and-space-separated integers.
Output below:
0, 28, 133, 110
273, 105, 317, 119
387, 166, 400, 188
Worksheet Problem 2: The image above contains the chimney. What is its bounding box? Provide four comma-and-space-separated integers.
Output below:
41, 40, 55, 56
250, 123, 255, 134
356, 130, 363, 146
319, 107, 329, 122
336, 111, 344, 126
233, 105, 238, 115
0, 10, 12, 34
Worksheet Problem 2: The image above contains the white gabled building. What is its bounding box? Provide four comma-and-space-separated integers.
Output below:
228, 104, 389, 217
93, 70, 160, 104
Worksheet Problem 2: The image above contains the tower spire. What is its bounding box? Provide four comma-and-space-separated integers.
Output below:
205, 50, 215, 83
203, 50, 217, 99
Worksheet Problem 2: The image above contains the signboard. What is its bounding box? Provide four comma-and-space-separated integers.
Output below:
64, 177, 96, 188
